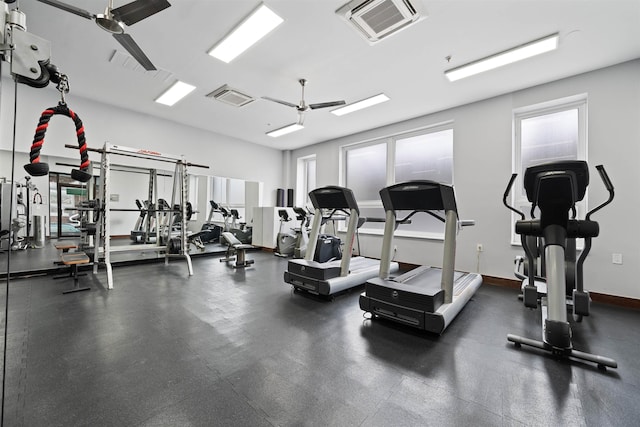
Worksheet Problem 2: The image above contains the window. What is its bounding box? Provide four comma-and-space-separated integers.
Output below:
211, 176, 227, 205
296, 155, 317, 207
342, 124, 454, 238
210, 176, 246, 220
345, 142, 387, 202
396, 129, 453, 184
511, 94, 587, 244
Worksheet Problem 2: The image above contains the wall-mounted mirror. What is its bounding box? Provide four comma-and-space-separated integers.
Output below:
0, 149, 263, 275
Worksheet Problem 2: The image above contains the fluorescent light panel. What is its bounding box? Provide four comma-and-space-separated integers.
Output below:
266, 123, 304, 137
331, 93, 390, 116
208, 4, 284, 63
155, 81, 196, 106
445, 34, 559, 82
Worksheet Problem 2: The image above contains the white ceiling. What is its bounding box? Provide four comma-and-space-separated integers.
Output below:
11, 0, 640, 151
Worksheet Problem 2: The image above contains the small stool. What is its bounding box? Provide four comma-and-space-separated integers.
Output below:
54, 243, 78, 266
220, 232, 255, 268
59, 252, 91, 294
54, 243, 78, 253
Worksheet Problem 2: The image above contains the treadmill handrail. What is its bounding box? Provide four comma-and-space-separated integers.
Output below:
376, 180, 468, 304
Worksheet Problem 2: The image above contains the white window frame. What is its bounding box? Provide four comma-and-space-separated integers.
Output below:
511, 94, 588, 245
296, 154, 316, 208
341, 122, 454, 240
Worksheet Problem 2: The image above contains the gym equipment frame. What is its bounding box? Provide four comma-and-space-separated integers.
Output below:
88, 142, 208, 289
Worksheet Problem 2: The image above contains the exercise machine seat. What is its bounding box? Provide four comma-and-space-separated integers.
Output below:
220, 232, 254, 268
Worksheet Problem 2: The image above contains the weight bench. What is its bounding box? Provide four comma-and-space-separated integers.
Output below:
58, 252, 91, 294
220, 232, 254, 268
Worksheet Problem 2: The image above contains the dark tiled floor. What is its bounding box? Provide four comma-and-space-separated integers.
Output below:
1, 250, 639, 426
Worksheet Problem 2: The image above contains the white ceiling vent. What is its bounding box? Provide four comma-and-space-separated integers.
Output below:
337, 0, 425, 43
108, 50, 174, 82
206, 85, 255, 107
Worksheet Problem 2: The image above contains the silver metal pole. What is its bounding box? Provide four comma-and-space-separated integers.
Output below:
546, 244, 567, 322
305, 208, 322, 261
378, 209, 396, 279
441, 210, 457, 304
181, 160, 193, 275
340, 209, 359, 277
101, 143, 114, 289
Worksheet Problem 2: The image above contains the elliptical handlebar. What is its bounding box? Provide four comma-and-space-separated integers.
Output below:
586, 164, 615, 221
503, 171, 536, 288
596, 164, 614, 193
502, 173, 525, 220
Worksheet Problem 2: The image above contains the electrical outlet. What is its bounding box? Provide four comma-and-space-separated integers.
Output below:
476, 243, 483, 252
612, 253, 623, 265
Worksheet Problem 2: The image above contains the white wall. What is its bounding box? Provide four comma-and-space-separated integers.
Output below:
290, 59, 640, 300
0, 78, 284, 205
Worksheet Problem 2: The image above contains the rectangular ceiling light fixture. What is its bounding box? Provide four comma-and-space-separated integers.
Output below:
445, 33, 559, 82
155, 81, 196, 106
331, 93, 390, 116
266, 123, 304, 137
208, 3, 284, 63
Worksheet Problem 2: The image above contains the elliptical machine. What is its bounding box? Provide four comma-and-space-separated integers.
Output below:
292, 207, 310, 258
229, 209, 252, 244
198, 200, 223, 243
503, 161, 616, 369
275, 207, 311, 258
506, 201, 579, 314
275, 209, 296, 257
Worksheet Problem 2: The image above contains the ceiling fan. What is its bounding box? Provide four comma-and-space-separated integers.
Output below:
263, 79, 346, 124
35, 0, 171, 71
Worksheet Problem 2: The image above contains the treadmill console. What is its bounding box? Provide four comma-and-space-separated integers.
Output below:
379, 180, 458, 214
309, 186, 359, 215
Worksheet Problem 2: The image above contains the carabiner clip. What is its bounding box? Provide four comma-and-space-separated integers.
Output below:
56, 74, 69, 106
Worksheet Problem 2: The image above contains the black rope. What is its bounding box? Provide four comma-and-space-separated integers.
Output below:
27, 104, 90, 173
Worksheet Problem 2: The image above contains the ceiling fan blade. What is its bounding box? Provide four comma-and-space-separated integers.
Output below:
112, 0, 172, 26
36, 0, 94, 20
262, 97, 298, 109
309, 100, 346, 110
113, 33, 156, 71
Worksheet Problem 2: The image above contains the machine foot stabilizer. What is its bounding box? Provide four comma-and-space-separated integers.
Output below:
507, 333, 617, 370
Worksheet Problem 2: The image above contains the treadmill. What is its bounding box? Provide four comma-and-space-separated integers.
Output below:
359, 180, 482, 334
284, 186, 399, 297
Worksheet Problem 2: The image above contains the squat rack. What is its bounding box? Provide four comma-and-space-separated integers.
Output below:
83, 142, 208, 289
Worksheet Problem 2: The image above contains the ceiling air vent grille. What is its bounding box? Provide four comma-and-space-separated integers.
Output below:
207, 85, 255, 107
337, 0, 425, 43
109, 50, 174, 82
